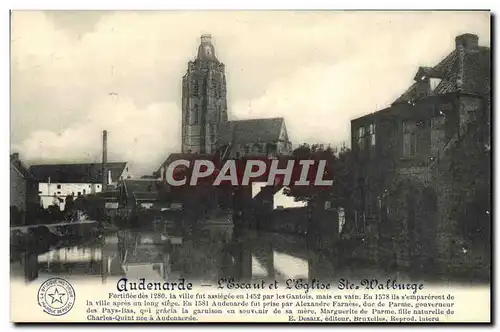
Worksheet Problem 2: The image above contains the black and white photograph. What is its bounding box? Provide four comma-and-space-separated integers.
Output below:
8, 10, 492, 323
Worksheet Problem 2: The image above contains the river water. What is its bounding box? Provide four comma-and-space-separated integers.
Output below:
10, 223, 328, 284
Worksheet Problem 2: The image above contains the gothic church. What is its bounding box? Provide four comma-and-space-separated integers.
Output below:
180, 34, 292, 159
157, 35, 292, 176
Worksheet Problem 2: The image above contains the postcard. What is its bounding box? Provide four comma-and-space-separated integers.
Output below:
10, 10, 491, 323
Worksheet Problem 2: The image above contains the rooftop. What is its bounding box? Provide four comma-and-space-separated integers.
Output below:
393, 34, 490, 105
29, 162, 127, 184
219, 117, 285, 145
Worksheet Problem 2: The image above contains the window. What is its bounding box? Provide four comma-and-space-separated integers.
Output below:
431, 116, 446, 155
338, 207, 346, 234
430, 78, 442, 91
193, 105, 199, 125
369, 123, 376, 146
57, 184, 61, 189
192, 80, 199, 96
243, 145, 250, 155
214, 82, 220, 98
357, 126, 366, 150
402, 120, 418, 157
431, 116, 445, 128
354, 211, 366, 234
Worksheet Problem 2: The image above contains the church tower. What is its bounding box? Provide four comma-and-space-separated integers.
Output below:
181, 34, 228, 154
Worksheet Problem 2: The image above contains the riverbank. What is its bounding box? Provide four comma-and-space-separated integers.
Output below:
10, 220, 113, 261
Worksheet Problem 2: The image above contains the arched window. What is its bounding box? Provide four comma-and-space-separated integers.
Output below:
192, 79, 199, 96
193, 105, 199, 125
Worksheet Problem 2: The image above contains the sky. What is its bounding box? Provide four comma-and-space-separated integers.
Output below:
10, 11, 490, 176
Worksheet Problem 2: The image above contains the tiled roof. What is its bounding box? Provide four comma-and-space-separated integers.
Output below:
155, 153, 212, 176
219, 117, 284, 145
120, 179, 165, 201
393, 82, 419, 105
393, 44, 490, 104
122, 179, 159, 193
29, 162, 127, 183
413, 66, 443, 81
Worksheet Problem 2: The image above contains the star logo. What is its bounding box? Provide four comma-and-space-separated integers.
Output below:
38, 278, 75, 316
48, 288, 65, 305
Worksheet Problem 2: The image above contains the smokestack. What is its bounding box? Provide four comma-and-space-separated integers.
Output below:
102, 130, 108, 191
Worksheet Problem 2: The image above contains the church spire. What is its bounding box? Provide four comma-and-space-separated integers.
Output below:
197, 34, 217, 61
182, 34, 227, 155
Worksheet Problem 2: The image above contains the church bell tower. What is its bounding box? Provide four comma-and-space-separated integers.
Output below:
181, 34, 228, 154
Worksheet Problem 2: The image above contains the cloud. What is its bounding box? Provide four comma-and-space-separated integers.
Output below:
12, 97, 181, 175
10, 11, 490, 175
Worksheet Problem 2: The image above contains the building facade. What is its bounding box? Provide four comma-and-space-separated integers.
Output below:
10, 153, 39, 225
350, 33, 490, 277
29, 162, 131, 210
182, 34, 228, 155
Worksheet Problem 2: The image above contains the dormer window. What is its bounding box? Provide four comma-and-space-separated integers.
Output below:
416, 79, 430, 98
430, 78, 442, 92
414, 66, 444, 97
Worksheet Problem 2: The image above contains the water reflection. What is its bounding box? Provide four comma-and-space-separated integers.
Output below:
11, 223, 320, 284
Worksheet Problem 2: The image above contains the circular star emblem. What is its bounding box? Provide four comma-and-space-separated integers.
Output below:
37, 278, 75, 316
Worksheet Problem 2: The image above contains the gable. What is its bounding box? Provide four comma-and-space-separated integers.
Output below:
279, 121, 289, 142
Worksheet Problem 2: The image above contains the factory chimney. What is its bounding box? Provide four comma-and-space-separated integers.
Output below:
102, 130, 108, 191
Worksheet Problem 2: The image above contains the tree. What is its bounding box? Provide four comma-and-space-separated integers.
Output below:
283, 143, 355, 240
64, 194, 75, 221
283, 143, 353, 205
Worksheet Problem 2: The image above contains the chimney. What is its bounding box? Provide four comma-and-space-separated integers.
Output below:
454, 34, 479, 91
102, 130, 108, 191
455, 33, 479, 51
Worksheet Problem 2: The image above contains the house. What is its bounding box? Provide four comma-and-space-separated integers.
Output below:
117, 179, 163, 210
29, 162, 131, 210
10, 153, 39, 225
350, 33, 490, 276
72, 190, 121, 220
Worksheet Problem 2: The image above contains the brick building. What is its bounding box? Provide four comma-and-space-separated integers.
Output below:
10, 153, 38, 225
350, 33, 490, 278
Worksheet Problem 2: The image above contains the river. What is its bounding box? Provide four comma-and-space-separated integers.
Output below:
10, 223, 327, 284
